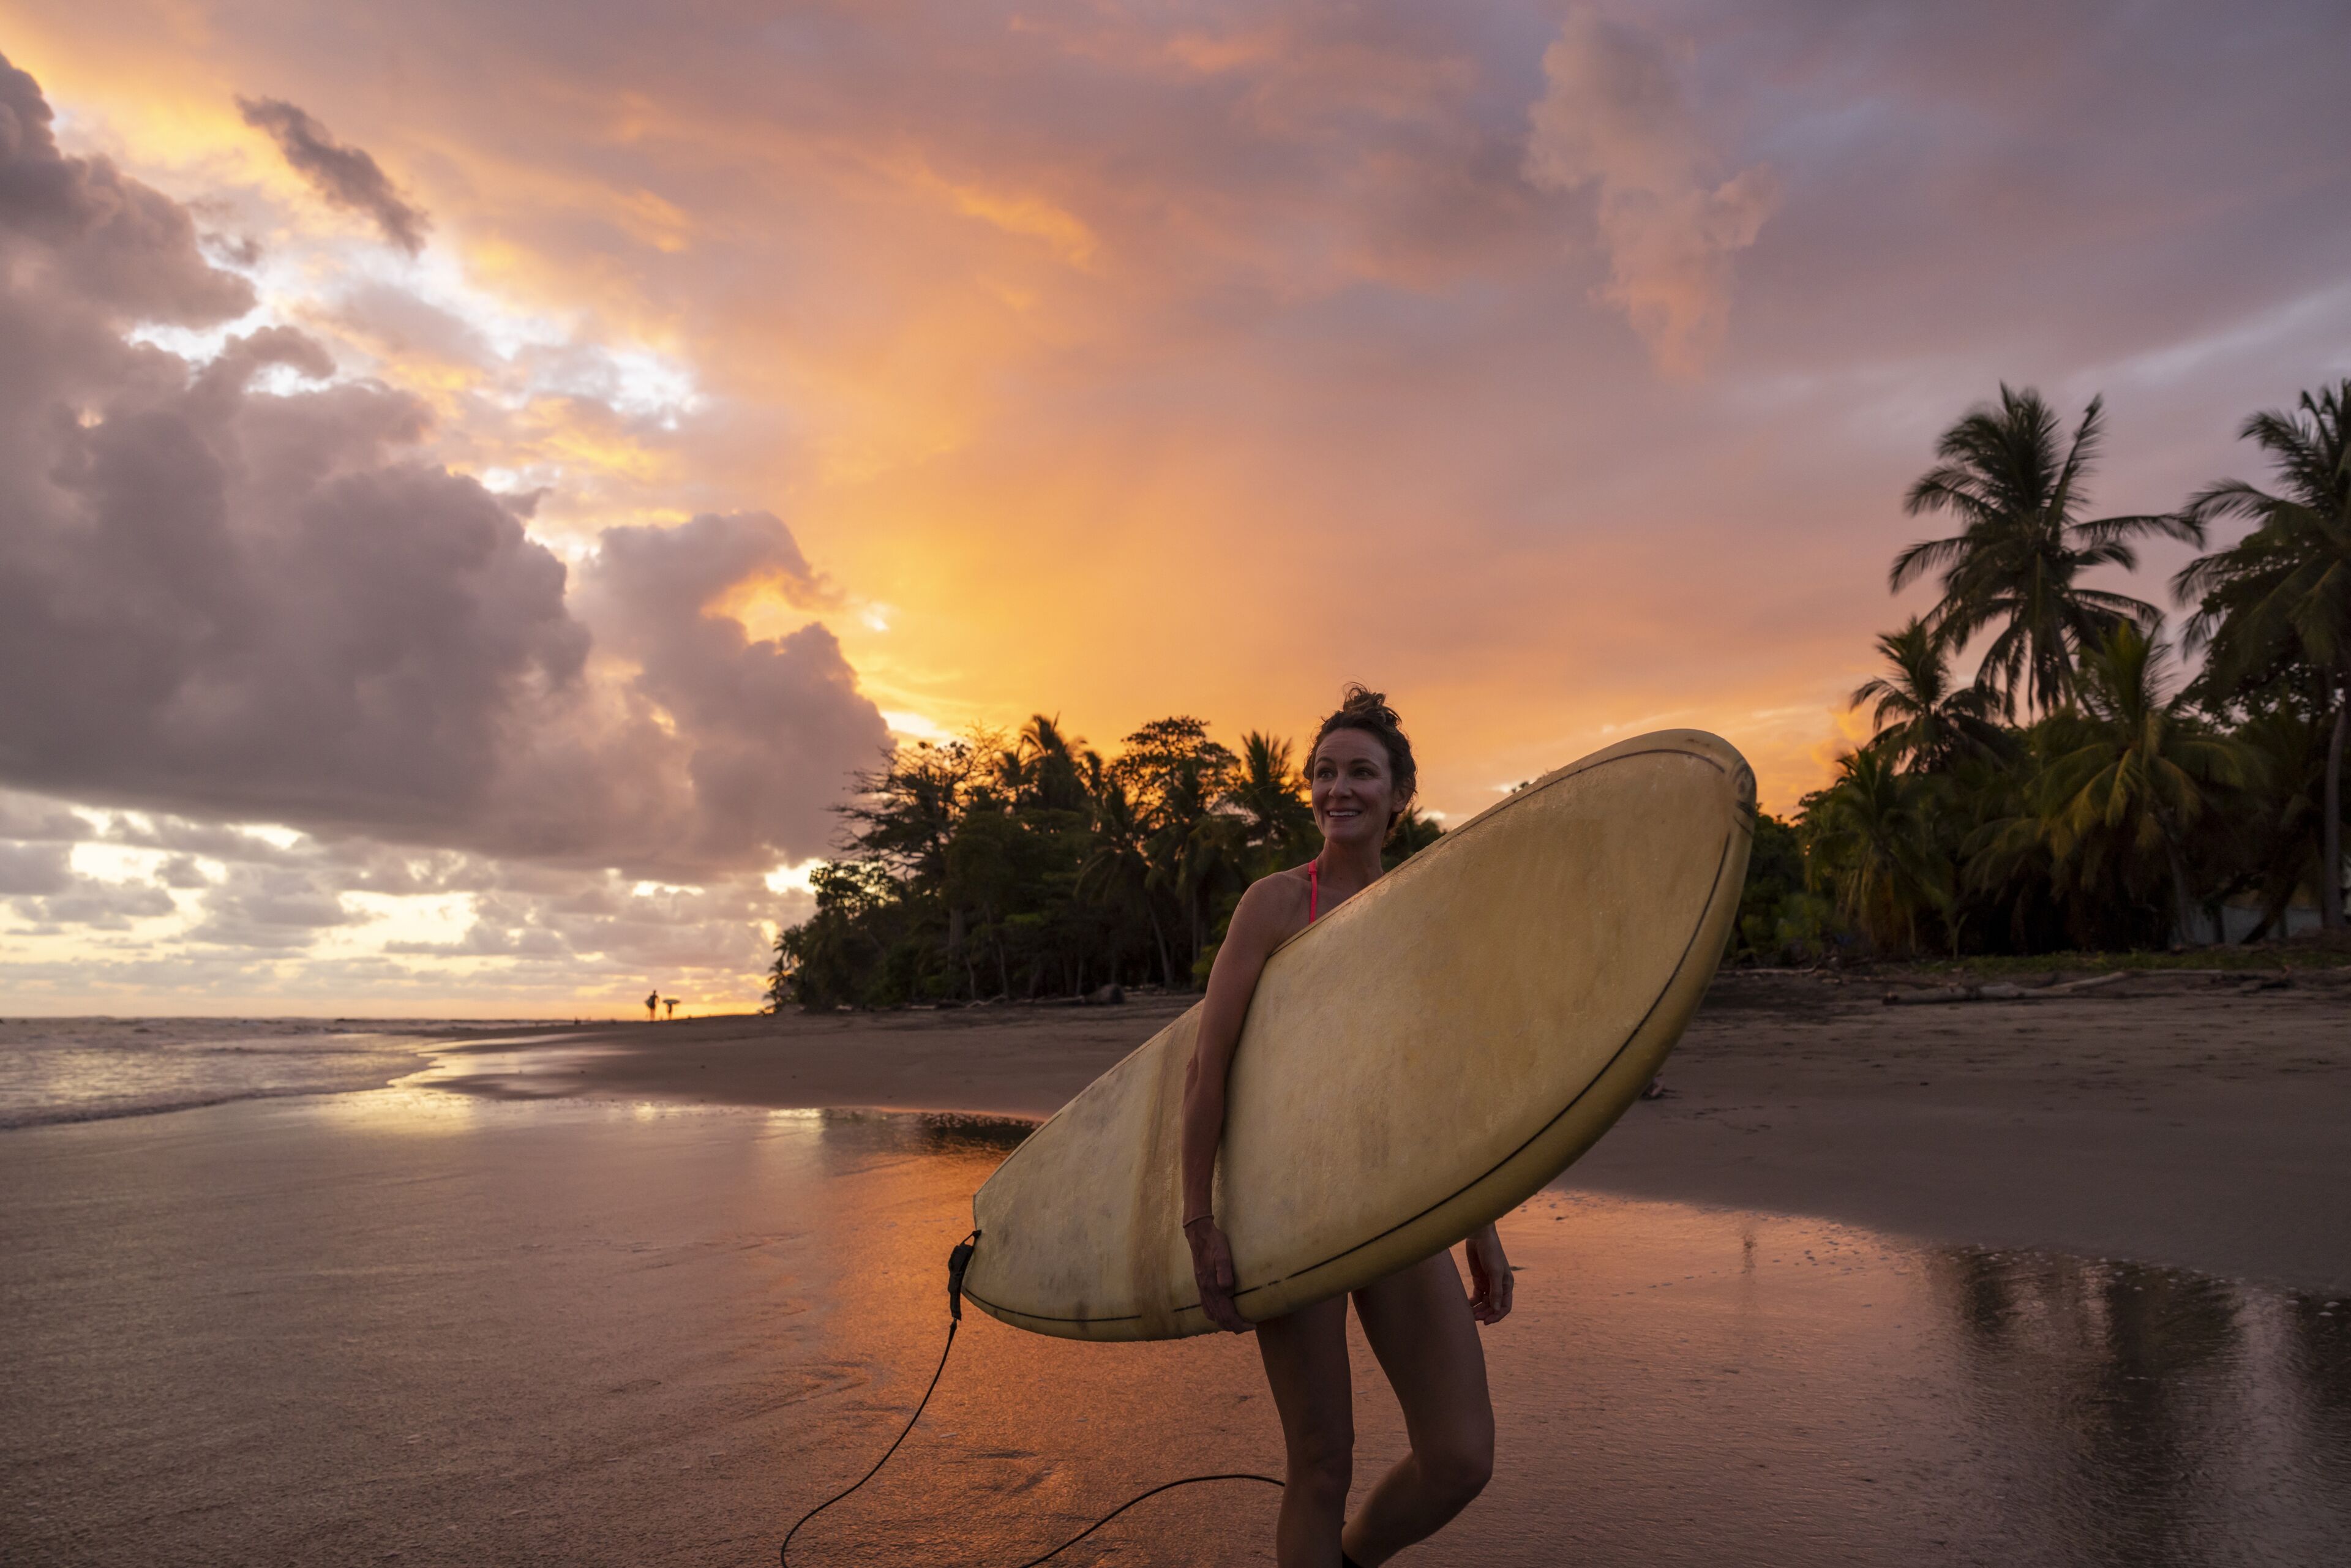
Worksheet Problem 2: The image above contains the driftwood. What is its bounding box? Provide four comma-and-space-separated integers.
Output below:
1881, 970, 2132, 1006
2043, 970, 2134, 994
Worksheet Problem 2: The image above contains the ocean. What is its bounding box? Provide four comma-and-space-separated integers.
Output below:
0, 1017, 481, 1129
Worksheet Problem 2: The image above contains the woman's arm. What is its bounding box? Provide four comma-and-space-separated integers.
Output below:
1179, 876, 1303, 1332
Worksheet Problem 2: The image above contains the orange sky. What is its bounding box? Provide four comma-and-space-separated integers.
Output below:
2, 0, 2345, 1011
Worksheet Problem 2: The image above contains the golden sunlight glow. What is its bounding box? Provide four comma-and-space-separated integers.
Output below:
26, 1, 2221, 1020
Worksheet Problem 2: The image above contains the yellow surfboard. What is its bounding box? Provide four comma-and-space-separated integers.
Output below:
961, 730, 1754, 1341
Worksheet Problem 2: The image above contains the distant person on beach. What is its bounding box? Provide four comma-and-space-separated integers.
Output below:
664, 997, 678, 1020
1181, 686, 1507, 1568
645, 991, 659, 1022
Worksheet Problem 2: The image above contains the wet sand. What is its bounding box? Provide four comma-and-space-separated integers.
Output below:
423, 971, 2351, 1295
7, 1093, 2349, 1567
9, 974, 2350, 1566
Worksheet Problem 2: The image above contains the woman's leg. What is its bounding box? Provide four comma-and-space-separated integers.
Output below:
1339, 1248, 1495, 1565
1255, 1291, 1355, 1567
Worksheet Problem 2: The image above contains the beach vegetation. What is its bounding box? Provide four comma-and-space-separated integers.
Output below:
1793, 378, 2350, 961
771, 379, 2351, 1002
2173, 380, 2351, 929
1891, 385, 2196, 718
768, 716, 1442, 1008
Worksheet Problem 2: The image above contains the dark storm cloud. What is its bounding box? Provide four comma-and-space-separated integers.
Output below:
236, 95, 430, 254
0, 57, 888, 882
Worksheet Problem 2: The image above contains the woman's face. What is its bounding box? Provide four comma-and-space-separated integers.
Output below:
1309, 729, 1406, 853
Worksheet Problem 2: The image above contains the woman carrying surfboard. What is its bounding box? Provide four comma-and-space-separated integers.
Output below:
1180, 686, 1510, 1568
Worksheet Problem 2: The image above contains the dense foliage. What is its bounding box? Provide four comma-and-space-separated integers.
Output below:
774, 378, 2349, 1003
768, 715, 1442, 1008
1766, 379, 2351, 961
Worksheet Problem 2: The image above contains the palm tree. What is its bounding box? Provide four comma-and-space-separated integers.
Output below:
1077, 776, 1173, 986
1016, 713, 1090, 812
2216, 703, 2330, 940
2173, 380, 2351, 929
1804, 743, 1952, 954
1893, 386, 2195, 716
1849, 618, 2006, 771
1143, 752, 1239, 979
2034, 622, 2250, 940
1231, 732, 1314, 866
1383, 805, 1445, 869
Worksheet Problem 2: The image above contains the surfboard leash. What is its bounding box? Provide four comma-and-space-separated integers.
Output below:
779, 1229, 1284, 1566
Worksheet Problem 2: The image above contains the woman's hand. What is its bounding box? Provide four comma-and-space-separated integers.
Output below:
1464, 1223, 1513, 1326
1186, 1218, 1251, 1333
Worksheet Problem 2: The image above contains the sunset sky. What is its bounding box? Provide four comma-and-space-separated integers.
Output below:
2, 0, 2346, 1014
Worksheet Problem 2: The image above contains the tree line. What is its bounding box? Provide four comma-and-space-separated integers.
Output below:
1747, 379, 2349, 961
767, 716, 1442, 1008
771, 377, 2348, 1007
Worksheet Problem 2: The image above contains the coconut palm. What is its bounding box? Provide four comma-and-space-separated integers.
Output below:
2173, 380, 2351, 929
1384, 805, 1445, 866
1231, 731, 1314, 865
1849, 618, 2006, 771
2034, 622, 2251, 939
1804, 743, 1952, 953
1077, 776, 1174, 986
1893, 386, 2195, 717
1016, 713, 1091, 812
1143, 751, 1242, 977
2215, 703, 2331, 940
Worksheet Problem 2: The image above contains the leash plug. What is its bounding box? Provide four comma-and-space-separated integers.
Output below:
947, 1232, 979, 1322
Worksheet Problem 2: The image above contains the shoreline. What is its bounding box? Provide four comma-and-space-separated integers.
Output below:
10, 972, 2348, 1295
405, 970, 2351, 1296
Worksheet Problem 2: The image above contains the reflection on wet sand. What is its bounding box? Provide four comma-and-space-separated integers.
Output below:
1922, 1247, 2351, 1566
799, 1114, 2351, 1567
3, 1100, 2345, 1566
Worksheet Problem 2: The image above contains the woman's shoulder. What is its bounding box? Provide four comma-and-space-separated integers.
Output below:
1233, 865, 1314, 930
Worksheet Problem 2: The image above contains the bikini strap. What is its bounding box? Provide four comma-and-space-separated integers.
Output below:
1307, 860, 1319, 924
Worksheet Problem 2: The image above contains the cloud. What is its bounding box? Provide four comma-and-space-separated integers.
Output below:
8, 3, 2350, 1011
0, 841, 73, 896
0, 56, 254, 326
1524, 8, 1779, 375
15, 879, 178, 930
326, 282, 494, 369
238, 95, 430, 254
0, 792, 86, 842
1, 784, 806, 1010
0, 56, 888, 885
573, 511, 870, 868
186, 863, 355, 947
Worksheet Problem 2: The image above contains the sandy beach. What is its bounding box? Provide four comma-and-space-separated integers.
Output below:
8, 974, 2351, 1566
422, 970, 2351, 1296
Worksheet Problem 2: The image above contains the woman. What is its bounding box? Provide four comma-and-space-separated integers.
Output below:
1179, 686, 1512, 1568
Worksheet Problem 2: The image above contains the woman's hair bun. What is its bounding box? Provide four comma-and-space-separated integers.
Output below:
1311, 683, 1418, 822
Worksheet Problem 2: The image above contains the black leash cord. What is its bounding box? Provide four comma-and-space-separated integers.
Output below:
1003, 1472, 1283, 1568
780, 1231, 1283, 1566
